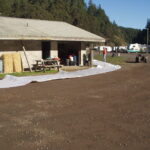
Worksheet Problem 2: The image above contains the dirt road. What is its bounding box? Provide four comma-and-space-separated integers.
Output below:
0, 62, 150, 150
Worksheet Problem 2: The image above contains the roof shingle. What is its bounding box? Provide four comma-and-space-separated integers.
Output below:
0, 16, 105, 42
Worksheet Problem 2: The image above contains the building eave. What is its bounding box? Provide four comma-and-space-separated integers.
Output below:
0, 36, 105, 43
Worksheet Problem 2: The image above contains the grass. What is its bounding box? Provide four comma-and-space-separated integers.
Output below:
94, 54, 126, 65
0, 70, 58, 79
0, 55, 125, 79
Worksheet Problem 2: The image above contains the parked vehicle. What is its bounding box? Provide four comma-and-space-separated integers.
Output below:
94, 46, 112, 52
127, 49, 140, 53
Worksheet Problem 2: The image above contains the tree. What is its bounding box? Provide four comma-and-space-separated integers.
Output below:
146, 18, 150, 28
0, 0, 141, 46
0, 0, 12, 16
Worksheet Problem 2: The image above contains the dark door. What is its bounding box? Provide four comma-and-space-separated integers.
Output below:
42, 41, 50, 59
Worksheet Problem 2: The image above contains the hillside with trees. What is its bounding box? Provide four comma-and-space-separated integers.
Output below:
133, 19, 150, 44
0, 0, 146, 46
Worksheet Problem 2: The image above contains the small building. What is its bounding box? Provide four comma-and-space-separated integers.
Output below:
0, 16, 105, 69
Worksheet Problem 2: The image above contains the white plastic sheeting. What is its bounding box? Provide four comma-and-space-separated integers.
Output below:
0, 60, 121, 89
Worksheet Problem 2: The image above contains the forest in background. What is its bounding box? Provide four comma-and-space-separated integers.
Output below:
0, 0, 149, 46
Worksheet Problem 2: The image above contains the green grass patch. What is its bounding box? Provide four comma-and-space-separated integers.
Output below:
0, 70, 58, 79
94, 54, 125, 65
0, 55, 125, 79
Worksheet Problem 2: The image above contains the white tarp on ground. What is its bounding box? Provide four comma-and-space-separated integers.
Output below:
0, 60, 121, 89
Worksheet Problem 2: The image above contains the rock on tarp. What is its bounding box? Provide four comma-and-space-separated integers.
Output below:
0, 60, 121, 89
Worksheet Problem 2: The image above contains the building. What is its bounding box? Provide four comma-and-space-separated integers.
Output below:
0, 16, 105, 69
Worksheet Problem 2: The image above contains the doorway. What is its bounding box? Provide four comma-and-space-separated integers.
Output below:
42, 41, 50, 59
58, 42, 81, 65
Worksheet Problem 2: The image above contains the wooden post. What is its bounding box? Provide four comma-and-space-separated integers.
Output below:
89, 43, 94, 67
78, 50, 81, 66
90, 49, 93, 66
22, 46, 32, 72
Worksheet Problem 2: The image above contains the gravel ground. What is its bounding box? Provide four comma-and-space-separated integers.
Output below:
0, 54, 150, 150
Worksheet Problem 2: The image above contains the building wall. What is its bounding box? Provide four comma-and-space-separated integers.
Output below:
50, 41, 58, 58
80, 42, 87, 66
0, 40, 42, 69
0, 40, 89, 69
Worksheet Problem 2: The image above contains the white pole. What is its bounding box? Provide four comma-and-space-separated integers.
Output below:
147, 28, 149, 53
146, 28, 149, 53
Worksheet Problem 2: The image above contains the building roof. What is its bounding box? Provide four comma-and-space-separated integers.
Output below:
0, 16, 105, 42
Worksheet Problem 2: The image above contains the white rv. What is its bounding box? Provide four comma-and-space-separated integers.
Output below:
128, 43, 149, 52
94, 46, 112, 52
128, 43, 141, 50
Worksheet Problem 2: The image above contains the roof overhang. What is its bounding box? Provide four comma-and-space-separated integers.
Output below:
0, 36, 105, 42
0, 17, 106, 43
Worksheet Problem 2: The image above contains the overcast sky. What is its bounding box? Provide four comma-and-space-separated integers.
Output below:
85, 0, 150, 29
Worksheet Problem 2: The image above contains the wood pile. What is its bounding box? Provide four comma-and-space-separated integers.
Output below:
2, 52, 22, 73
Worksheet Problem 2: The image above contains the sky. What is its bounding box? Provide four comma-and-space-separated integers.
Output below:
85, 0, 150, 29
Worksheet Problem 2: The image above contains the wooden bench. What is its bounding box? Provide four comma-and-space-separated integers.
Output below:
33, 60, 62, 72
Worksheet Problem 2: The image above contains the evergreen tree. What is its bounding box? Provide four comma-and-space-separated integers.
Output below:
0, 0, 142, 45
146, 19, 150, 28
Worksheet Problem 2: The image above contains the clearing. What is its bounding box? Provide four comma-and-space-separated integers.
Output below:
0, 54, 150, 150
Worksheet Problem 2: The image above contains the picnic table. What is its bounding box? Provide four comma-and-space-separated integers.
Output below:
34, 59, 62, 72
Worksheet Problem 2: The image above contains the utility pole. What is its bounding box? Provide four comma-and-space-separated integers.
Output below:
147, 28, 149, 53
